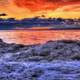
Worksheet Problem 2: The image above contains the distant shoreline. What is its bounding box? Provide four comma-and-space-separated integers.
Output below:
0, 28, 80, 31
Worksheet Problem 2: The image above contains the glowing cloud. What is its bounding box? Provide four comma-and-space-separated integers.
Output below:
13, 0, 80, 12
0, 0, 80, 19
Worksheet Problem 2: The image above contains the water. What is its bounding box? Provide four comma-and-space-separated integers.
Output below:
0, 29, 80, 44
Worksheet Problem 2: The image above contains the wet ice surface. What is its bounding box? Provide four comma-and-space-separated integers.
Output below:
1, 39, 80, 80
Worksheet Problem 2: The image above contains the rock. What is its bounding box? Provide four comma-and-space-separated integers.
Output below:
1, 39, 80, 80
0, 61, 80, 80
3, 39, 80, 62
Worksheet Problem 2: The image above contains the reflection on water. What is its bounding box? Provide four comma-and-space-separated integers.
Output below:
0, 30, 80, 45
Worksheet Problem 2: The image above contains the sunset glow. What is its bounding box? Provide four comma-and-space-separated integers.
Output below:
0, 30, 80, 45
0, 0, 80, 19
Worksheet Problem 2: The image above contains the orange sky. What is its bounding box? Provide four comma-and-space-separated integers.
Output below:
0, 0, 80, 19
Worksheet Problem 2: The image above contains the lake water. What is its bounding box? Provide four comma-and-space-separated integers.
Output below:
0, 30, 80, 45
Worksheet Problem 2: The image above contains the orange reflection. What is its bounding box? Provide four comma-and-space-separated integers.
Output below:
0, 30, 80, 45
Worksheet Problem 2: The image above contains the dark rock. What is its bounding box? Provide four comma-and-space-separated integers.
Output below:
3, 39, 80, 62
1, 39, 80, 79
0, 61, 80, 80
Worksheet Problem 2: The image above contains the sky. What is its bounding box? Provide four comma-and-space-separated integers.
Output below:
0, 0, 80, 19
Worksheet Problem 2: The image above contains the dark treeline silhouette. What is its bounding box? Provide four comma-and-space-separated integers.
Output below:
0, 17, 80, 30
0, 17, 80, 25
